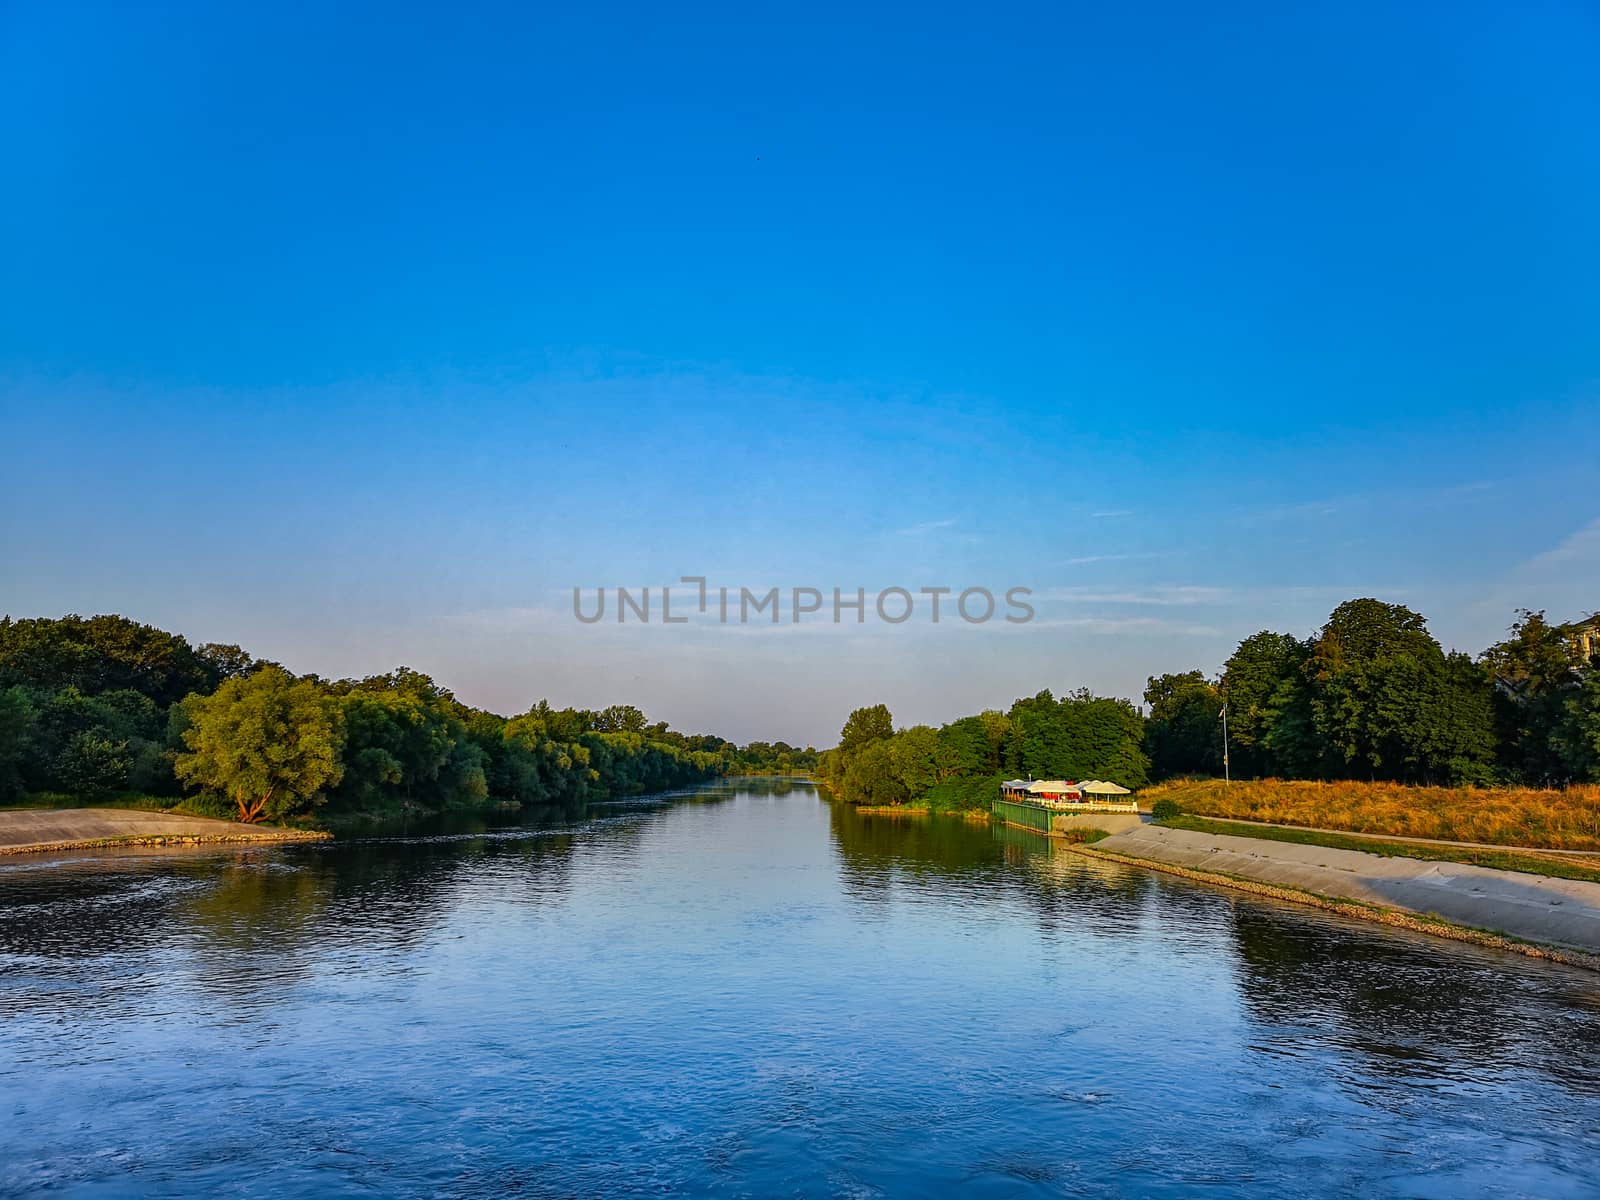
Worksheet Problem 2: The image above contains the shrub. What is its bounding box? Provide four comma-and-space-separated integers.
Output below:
1151, 797, 1183, 822
923, 773, 1005, 813
1059, 826, 1108, 844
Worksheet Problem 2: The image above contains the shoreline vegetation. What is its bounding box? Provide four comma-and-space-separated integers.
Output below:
816, 600, 1599, 825
816, 598, 1600, 859
813, 595, 1599, 967
1143, 778, 1600, 850
0, 614, 819, 830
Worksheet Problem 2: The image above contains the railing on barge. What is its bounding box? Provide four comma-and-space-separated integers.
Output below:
993, 797, 1055, 832
992, 795, 1139, 834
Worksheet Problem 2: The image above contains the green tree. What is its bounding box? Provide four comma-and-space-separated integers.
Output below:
197, 642, 259, 682
842, 739, 908, 806
838, 704, 894, 754
1221, 631, 1308, 776
1002, 689, 1149, 786
1142, 671, 1223, 778
1554, 657, 1600, 782
55, 731, 133, 798
935, 715, 992, 779
889, 725, 940, 799
0, 614, 215, 705
0, 686, 35, 801
1307, 598, 1494, 784
175, 667, 345, 823
1482, 610, 1583, 784
593, 704, 648, 734
1413, 652, 1499, 785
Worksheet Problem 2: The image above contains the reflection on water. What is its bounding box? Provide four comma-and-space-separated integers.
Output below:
3, 781, 1599, 1198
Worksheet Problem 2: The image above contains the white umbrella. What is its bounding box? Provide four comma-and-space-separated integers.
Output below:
1079, 780, 1131, 795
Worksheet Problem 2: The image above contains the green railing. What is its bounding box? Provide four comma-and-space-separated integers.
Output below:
993, 798, 1054, 833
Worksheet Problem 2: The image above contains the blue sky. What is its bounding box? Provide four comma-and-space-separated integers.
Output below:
2, 0, 1597, 746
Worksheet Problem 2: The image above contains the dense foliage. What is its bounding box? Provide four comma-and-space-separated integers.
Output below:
816, 688, 1150, 810
0, 615, 813, 821
820, 598, 1600, 808
1149, 600, 1598, 787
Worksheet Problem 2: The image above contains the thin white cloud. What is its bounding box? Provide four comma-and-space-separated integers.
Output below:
1039, 585, 1231, 606
1061, 551, 1174, 566
1007, 616, 1224, 637
1090, 509, 1135, 519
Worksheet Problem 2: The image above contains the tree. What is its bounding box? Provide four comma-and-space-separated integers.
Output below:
1482, 611, 1583, 785
0, 686, 35, 801
1221, 631, 1307, 777
1001, 689, 1150, 786
23, 686, 164, 798
330, 677, 456, 810
890, 725, 940, 798
935, 715, 992, 780
175, 667, 345, 823
0, 614, 214, 705
55, 731, 132, 798
197, 642, 259, 682
1143, 671, 1223, 778
842, 740, 907, 806
1312, 598, 1436, 669
593, 704, 648, 734
1413, 652, 1498, 785
1306, 599, 1494, 784
838, 704, 894, 754
1004, 690, 1064, 776
1554, 657, 1600, 782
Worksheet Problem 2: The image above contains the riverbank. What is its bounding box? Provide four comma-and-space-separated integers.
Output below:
1160, 813, 1600, 883
0, 808, 331, 856
853, 805, 992, 822
1072, 822, 1600, 966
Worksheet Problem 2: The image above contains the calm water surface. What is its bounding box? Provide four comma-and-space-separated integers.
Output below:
3, 780, 1600, 1198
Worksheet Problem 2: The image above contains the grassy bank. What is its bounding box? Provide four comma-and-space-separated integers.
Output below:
1159, 813, 1600, 885
1143, 778, 1600, 851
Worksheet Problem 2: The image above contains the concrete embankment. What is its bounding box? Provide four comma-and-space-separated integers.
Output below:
1080, 824, 1600, 962
0, 808, 330, 856
1051, 813, 1144, 836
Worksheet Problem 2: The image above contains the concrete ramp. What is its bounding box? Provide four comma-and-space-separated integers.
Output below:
0, 808, 324, 854
1096, 825, 1600, 955
1052, 813, 1144, 836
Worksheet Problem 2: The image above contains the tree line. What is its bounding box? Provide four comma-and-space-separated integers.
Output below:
820, 598, 1600, 808
815, 688, 1149, 811
0, 614, 815, 822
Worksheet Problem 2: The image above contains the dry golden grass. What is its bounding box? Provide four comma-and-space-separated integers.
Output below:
1142, 778, 1600, 851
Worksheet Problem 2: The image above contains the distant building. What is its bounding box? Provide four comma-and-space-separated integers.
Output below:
1566, 613, 1600, 663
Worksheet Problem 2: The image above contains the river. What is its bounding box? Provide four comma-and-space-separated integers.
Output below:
3, 779, 1599, 1198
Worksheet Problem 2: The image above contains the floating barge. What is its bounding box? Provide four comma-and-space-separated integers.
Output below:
992, 778, 1138, 834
